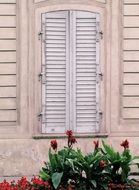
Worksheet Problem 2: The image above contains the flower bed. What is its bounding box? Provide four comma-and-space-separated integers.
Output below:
1, 131, 139, 190
0, 176, 50, 190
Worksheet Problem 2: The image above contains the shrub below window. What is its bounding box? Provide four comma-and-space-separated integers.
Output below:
1, 132, 139, 190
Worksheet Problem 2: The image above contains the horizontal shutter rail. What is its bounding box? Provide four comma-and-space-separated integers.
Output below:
46, 28, 66, 32
76, 48, 96, 52
46, 98, 66, 101
45, 68, 66, 72
77, 44, 96, 48
46, 82, 66, 86
46, 52, 66, 56
77, 102, 97, 106
77, 31, 96, 35
45, 23, 66, 27
45, 39, 65, 43
46, 86, 66, 90
77, 94, 96, 98
77, 65, 97, 69
46, 65, 66, 69
77, 68, 96, 72
77, 73, 96, 76
46, 32, 66, 36
46, 19, 66, 23
46, 48, 66, 52
46, 102, 65, 106
77, 81, 97, 84
77, 27, 96, 31
46, 61, 66, 64
77, 114, 97, 117
46, 36, 66, 40
45, 115, 65, 118
77, 52, 96, 56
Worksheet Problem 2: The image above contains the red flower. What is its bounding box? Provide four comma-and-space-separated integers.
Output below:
66, 130, 77, 148
31, 176, 49, 187
50, 139, 58, 150
120, 139, 129, 149
99, 160, 107, 167
17, 177, 29, 189
93, 140, 99, 149
69, 136, 77, 144
66, 130, 73, 137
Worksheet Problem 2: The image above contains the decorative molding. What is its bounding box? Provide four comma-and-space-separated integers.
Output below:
34, 0, 106, 4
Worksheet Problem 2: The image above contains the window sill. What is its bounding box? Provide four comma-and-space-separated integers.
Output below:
33, 133, 108, 139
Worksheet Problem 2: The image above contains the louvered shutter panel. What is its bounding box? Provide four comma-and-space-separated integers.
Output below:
41, 10, 101, 134
41, 11, 70, 133
71, 11, 100, 133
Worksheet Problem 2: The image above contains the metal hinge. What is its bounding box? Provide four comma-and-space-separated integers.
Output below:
98, 72, 103, 81
96, 30, 103, 42
38, 31, 43, 40
96, 18, 103, 42
99, 111, 103, 117
96, 110, 103, 123
96, 71, 103, 83
38, 72, 46, 84
99, 31, 103, 39
38, 72, 43, 81
38, 112, 43, 121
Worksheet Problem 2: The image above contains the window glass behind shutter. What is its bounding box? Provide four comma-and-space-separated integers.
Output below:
41, 11, 69, 133
71, 11, 100, 133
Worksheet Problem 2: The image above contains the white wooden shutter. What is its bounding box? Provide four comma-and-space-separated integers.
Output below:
40, 10, 101, 134
41, 11, 70, 133
71, 11, 100, 133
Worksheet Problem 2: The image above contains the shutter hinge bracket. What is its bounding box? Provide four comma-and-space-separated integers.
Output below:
38, 72, 46, 83
96, 19, 103, 42
96, 30, 103, 42
98, 72, 103, 81
38, 31, 43, 40
38, 112, 43, 121
99, 31, 103, 39
97, 71, 103, 82
99, 111, 103, 116
38, 72, 43, 81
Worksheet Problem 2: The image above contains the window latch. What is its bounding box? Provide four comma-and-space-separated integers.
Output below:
38, 31, 43, 40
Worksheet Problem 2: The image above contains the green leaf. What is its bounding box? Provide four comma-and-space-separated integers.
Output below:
39, 170, 50, 180
90, 180, 97, 188
102, 140, 117, 161
133, 156, 139, 160
52, 172, 63, 189
67, 158, 75, 171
